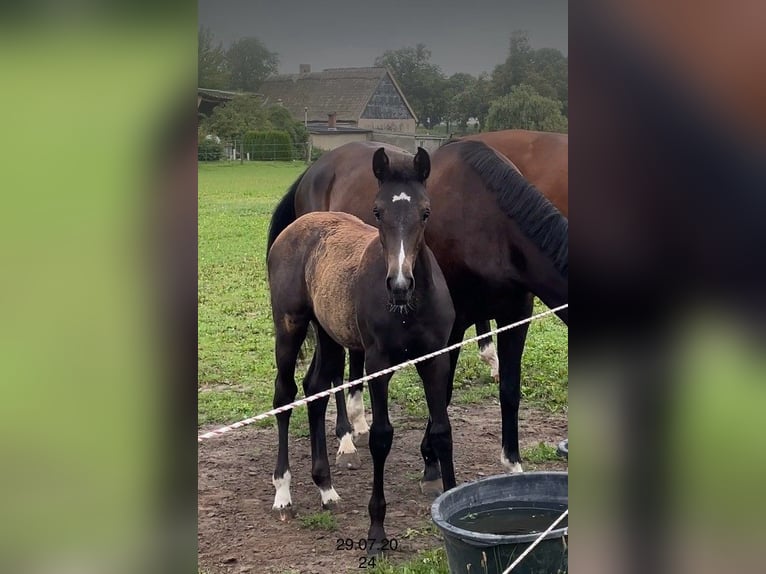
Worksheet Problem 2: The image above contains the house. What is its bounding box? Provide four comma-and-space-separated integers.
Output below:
258, 66, 419, 151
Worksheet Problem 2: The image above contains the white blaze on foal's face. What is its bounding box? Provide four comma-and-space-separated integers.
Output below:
397, 239, 406, 285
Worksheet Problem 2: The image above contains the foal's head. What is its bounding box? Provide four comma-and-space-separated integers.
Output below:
371, 147, 431, 309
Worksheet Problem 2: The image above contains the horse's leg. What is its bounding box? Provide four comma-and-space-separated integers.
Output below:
476, 320, 500, 382
420, 319, 467, 495
496, 292, 534, 473
416, 355, 456, 497
347, 350, 369, 439
364, 349, 394, 556
333, 348, 361, 470
272, 317, 309, 521
304, 324, 345, 510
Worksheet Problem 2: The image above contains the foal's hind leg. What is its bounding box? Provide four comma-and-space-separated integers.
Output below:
272, 316, 310, 521
305, 325, 346, 509
347, 350, 369, 439
333, 351, 361, 470
476, 320, 500, 382
497, 293, 534, 473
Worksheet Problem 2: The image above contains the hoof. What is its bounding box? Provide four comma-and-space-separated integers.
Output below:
272, 505, 295, 522
493, 373, 500, 383
352, 425, 370, 442
420, 478, 443, 498
320, 487, 341, 511
367, 536, 389, 557
336, 450, 362, 470
321, 498, 340, 511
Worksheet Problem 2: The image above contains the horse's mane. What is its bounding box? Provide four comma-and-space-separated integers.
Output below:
444, 139, 568, 276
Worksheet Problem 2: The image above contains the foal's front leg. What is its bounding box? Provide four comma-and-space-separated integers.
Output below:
416, 355, 456, 495
364, 349, 394, 556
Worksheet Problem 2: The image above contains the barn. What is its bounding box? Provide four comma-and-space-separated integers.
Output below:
258, 66, 422, 152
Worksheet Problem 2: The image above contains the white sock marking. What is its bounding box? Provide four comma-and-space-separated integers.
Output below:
479, 342, 500, 379
347, 392, 369, 435
272, 470, 292, 509
337, 433, 357, 455
320, 486, 341, 505
501, 451, 524, 473
392, 192, 411, 202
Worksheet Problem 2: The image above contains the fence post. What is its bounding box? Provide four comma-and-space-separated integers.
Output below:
306, 140, 312, 165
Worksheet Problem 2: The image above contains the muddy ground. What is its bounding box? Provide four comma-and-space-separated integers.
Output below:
199, 401, 567, 574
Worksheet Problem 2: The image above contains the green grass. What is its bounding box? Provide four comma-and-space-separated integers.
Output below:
521, 441, 561, 464
367, 548, 449, 574
198, 161, 568, 427
298, 510, 338, 531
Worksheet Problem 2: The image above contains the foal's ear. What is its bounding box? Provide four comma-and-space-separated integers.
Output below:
372, 147, 390, 181
413, 147, 430, 182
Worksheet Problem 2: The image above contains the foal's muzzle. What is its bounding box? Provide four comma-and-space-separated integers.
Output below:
386, 275, 414, 306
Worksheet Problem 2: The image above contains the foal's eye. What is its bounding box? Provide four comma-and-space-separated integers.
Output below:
422, 210, 430, 222
373, 208, 381, 222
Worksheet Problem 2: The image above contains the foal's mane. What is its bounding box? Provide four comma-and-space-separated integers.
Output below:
443, 139, 568, 276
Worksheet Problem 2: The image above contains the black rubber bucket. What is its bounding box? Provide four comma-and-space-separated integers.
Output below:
431, 472, 568, 574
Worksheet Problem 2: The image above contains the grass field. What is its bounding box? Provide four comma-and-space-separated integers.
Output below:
198, 160, 567, 574
198, 160, 568, 429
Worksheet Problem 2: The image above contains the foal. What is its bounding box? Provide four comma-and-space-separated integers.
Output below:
268, 147, 456, 553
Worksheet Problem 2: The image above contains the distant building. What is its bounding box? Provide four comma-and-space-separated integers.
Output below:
258, 66, 420, 151
197, 88, 237, 119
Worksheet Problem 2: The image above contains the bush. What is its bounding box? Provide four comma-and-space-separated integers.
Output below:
310, 146, 325, 161
198, 138, 224, 161
242, 130, 294, 161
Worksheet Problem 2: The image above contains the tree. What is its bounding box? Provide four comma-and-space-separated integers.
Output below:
201, 96, 308, 146
375, 44, 447, 128
202, 95, 269, 141
486, 84, 568, 133
266, 105, 308, 146
198, 27, 229, 89
226, 37, 279, 92
491, 30, 568, 117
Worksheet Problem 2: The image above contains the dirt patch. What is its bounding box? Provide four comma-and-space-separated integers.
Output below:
198, 402, 567, 574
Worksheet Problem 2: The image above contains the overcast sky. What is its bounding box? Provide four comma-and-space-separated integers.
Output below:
199, 0, 567, 77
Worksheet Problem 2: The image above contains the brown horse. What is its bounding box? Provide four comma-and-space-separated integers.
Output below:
460, 129, 568, 377
267, 138, 568, 477
267, 147, 456, 554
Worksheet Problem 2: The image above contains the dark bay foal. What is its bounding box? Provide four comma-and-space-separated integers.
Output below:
267, 147, 456, 553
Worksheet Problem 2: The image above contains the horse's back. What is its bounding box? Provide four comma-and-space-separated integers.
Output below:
269, 212, 377, 350
461, 130, 568, 214
295, 142, 414, 224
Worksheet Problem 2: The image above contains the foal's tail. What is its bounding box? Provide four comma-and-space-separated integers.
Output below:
266, 169, 306, 257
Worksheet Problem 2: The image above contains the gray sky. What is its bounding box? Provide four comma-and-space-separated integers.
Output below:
199, 0, 567, 77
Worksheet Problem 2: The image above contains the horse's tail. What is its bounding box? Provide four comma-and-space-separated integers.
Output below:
267, 169, 306, 257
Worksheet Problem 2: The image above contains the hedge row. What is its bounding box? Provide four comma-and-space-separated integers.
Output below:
243, 130, 295, 161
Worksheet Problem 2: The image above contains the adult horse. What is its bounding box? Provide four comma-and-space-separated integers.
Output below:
268, 147, 456, 554
460, 129, 568, 377
267, 138, 568, 476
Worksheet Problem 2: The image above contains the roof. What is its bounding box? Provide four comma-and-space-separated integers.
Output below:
258, 67, 417, 123
307, 125, 372, 134
198, 88, 239, 102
